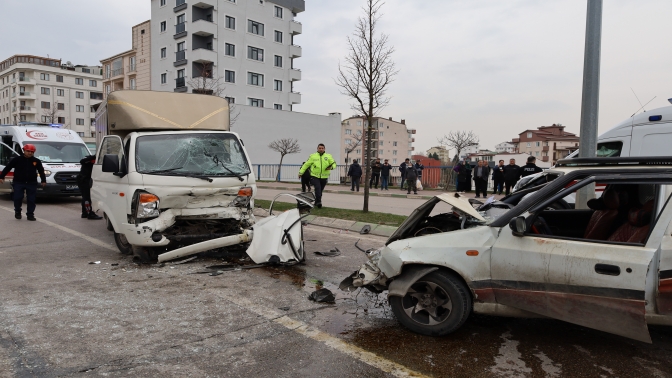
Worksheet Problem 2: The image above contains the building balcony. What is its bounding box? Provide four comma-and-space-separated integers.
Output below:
18, 92, 36, 100
191, 48, 216, 64
17, 106, 35, 114
174, 77, 188, 93
193, 0, 216, 8
289, 91, 301, 105
289, 68, 301, 82
290, 21, 303, 35
17, 77, 35, 85
174, 50, 188, 66
542, 146, 549, 152
192, 19, 216, 36
111, 68, 124, 78
289, 44, 302, 58
128, 64, 137, 73
175, 22, 187, 39
174, 0, 187, 12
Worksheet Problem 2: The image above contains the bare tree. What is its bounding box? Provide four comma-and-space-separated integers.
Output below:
437, 131, 479, 189
344, 131, 363, 164
268, 138, 301, 181
335, 0, 398, 212
188, 62, 240, 127
41, 103, 61, 124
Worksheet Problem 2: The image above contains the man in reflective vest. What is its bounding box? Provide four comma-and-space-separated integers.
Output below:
299, 143, 336, 208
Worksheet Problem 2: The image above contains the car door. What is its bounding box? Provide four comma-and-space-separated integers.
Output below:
91, 135, 128, 229
656, 186, 672, 314
491, 180, 671, 343
630, 121, 672, 157
0, 141, 19, 192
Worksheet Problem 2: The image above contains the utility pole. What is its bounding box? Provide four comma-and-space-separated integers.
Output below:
576, 0, 603, 209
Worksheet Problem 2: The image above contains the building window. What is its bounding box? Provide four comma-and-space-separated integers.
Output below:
20, 115, 26, 122
274, 104, 282, 110
40, 87, 50, 95
274, 80, 282, 91
226, 16, 235, 29
380, 141, 383, 146
91, 119, 96, 126
40, 73, 50, 80
160, 21, 167, 32
225, 43, 235, 57
248, 20, 264, 36
76, 118, 85, 126
274, 6, 283, 18
75, 78, 84, 85
161, 73, 167, 84
90, 92, 103, 100
89, 80, 97, 87
56, 75, 63, 82
527, 132, 532, 138
160, 0, 166, 6
274, 55, 282, 67
247, 72, 263, 86
41, 102, 50, 109
274, 30, 283, 43
247, 46, 264, 61
345, 129, 351, 135
380, 131, 384, 137
177, 69, 185, 78
225, 70, 235, 83
58, 117, 65, 124
393, 150, 397, 155
75, 91, 84, 99
225, 97, 235, 104
393, 141, 397, 146
76, 105, 84, 112
177, 41, 185, 52
249, 98, 264, 107
57, 103, 65, 110
379, 150, 384, 155
161, 48, 167, 58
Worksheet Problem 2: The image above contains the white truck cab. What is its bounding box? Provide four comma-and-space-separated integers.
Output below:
0, 123, 91, 196
92, 91, 256, 261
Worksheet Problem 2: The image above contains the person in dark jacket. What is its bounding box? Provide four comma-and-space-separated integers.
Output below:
380, 159, 392, 190
472, 160, 491, 198
405, 164, 418, 195
456, 161, 469, 192
300, 162, 312, 192
369, 158, 381, 189
502, 158, 522, 195
0, 144, 46, 221
399, 158, 410, 190
521, 156, 543, 177
492, 159, 505, 195
347, 159, 362, 192
77, 155, 103, 220
414, 160, 425, 182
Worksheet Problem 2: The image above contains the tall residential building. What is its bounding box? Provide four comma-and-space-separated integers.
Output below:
426, 146, 451, 163
150, 0, 304, 111
101, 20, 152, 98
0, 55, 103, 143
511, 124, 579, 165
341, 116, 415, 165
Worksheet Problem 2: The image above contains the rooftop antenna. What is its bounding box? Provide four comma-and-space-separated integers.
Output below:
629, 87, 656, 117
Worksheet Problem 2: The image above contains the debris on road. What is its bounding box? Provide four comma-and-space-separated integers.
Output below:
169, 256, 198, 265
89, 261, 101, 265
314, 247, 341, 257
359, 225, 371, 234
308, 288, 335, 303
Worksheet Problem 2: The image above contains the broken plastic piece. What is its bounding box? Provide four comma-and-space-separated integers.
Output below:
308, 288, 335, 303
170, 256, 198, 265
360, 225, 371, 234
314, 248, 341, 257
209, 271, 224, 276
89, 261, 101, 265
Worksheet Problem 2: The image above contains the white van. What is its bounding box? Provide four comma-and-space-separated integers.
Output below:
0, 123, 91, 196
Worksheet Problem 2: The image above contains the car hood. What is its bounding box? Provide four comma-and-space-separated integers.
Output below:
435, 193, 486, 222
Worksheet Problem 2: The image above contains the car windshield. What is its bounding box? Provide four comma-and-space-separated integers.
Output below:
135, 133, 250, 177
30, 142, 89, 163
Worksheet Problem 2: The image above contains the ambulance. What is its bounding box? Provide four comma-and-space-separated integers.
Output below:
0, 123, 91, 196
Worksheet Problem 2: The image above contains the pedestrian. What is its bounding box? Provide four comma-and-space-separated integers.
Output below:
0, 144, 46, 221
492, 159, 505, 195
473, 160, 491, 198
456, 161, 468, 192
503, 158, 522, 195
405, 163, 418, 195
347, 159, 362, 192
380, 159, 392, 190
300, 162, 312, 192
369, 158, 381, 189
77, 155, 103, 220
298, 143, 336, 209
414, 159, 425, 185
399, 158, 410, 190
521, 156, 543, 177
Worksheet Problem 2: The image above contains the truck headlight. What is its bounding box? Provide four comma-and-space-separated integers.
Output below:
231, 187, 253, 208
43, 170, 52, 177
137, 193, 160, 218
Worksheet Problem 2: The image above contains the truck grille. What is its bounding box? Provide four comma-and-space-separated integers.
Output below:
54, 172, 79, 185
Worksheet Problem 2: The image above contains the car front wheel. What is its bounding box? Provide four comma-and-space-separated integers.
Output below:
389, 270, 472, 336
114, 232, 133, 255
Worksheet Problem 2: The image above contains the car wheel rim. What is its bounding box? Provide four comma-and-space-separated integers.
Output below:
401, 280, 453, 326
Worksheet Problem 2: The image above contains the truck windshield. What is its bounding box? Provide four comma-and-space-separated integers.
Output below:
135, 133, 250, 177
30, 142, 89, 163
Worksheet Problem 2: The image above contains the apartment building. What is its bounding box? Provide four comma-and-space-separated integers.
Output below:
0, 55, 103, 143
495, 141, 516, 153
150, 0, 304, 111
101, 20, 152, 97
341, 116, 415, 165
512, 124, 580, 165
426, 146, 451, 163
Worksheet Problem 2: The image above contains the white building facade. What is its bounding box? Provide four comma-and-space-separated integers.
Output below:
150, 0, 304, 111
495, 141, 516, 153
341, 116, 415, 165
0, 55, 103, 143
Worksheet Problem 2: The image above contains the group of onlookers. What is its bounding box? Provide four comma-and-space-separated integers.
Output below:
347, 158, 425, 195
455, 156, 543, 197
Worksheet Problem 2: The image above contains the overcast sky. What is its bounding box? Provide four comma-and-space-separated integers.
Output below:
4, 0, 671, 154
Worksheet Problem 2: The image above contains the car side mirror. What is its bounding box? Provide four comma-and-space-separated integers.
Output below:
509, 216, 526, 236
102, 154, 120, 173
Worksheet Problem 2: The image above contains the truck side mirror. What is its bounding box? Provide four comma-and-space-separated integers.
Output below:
509, 216, 526, 236
102, 154, 120, 173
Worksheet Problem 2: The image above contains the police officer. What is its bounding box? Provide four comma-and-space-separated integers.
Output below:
521, 156, 543, 177
78, 155, 102, 220
0, 144, 46, 221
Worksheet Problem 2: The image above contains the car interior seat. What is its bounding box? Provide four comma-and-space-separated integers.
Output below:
607, 200, 655, 244
583, 186, 627, 240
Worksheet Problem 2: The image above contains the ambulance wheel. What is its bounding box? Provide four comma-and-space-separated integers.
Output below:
114, 232, 133, 255
389, 270, 471, 336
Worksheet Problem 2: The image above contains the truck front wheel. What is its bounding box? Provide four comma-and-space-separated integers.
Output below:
389, 270, 472, 336
114, 232, 133, 255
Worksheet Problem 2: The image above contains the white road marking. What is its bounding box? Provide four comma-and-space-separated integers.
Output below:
0, 206, 117, 252
1, 205, 425, 377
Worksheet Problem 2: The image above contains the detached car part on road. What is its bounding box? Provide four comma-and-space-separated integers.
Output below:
342, 157, 672, 343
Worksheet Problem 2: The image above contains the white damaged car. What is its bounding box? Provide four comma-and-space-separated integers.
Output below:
341, 157, 672, 343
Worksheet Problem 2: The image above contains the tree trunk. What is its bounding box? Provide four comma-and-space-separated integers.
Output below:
277, 154, 285, 182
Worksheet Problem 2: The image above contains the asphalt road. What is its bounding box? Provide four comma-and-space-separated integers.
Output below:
1, 196, 672, 377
